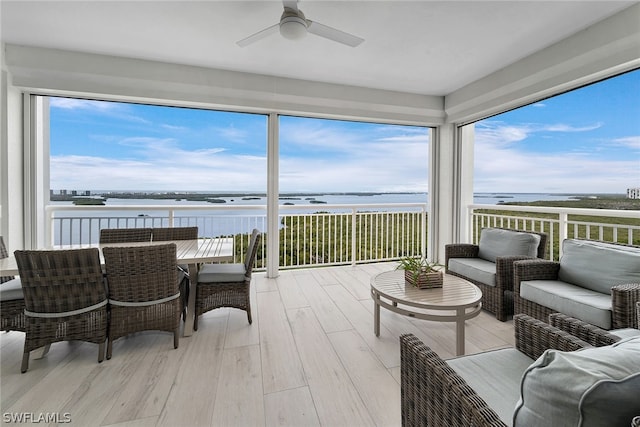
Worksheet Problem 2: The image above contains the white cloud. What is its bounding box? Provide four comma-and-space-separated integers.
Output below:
610, 136, 640, 150
473, 121, 638, 193
51, 97, 151, 125
543, 123, 602, 132
50, 98, 117, 111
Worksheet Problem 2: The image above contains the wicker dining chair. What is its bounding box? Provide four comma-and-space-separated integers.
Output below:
194, 229, 261, 330
151, 226, 198, 242
99, 228, 152, 244
0, 236, 26, 332
14, 248, 108, 373
103, 243, 181, 359
152, 226, 198, 319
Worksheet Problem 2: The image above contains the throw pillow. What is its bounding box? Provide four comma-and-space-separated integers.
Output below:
513, 336, 640, 427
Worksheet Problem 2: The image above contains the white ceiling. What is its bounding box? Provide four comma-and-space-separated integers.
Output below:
0, 1, 635, 96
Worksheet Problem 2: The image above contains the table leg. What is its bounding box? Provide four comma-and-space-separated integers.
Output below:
183, 263, 198, 337
456, 307, 465, 356
374, 293, 381, 337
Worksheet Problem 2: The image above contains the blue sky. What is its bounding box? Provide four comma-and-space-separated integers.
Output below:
50, 69, 639, 194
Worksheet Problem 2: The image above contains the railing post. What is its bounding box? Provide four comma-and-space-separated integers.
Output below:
351, 208, 357, 266
168, 209, 174, 227
559, 212, 568, 258
421, 207, 427, 260
45, 206, 53, 248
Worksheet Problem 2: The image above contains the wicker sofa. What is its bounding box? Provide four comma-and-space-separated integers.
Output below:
400, 313, 640, 427
446, 228, 547, 322
514, 239, 640, 330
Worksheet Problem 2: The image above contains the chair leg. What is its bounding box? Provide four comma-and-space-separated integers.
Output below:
174, 329, 179, 349
193, 313, 198, 331
21, 351, 30, 373
98, 342, 105, 363
247, 308, 252, 324
106, 339, 113, 360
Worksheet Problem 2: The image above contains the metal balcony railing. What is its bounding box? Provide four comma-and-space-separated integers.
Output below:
45, 203, 638, 268
469, 204, 640, 260
45, 203, 428, 270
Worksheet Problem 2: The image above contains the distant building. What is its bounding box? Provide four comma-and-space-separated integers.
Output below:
628, 188, 640, 199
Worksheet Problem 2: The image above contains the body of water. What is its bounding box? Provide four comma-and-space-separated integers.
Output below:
49, 192, 592, 244
52, 192, 583, 213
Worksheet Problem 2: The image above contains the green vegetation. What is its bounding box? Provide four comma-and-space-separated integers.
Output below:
72, 198, 106, 206
230, 197, 638, 266
499, 195, 640, 210
231, 212, 426, 267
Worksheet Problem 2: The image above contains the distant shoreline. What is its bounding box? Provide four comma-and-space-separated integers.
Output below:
52, 190, 628, 201
50, 191, 638, 210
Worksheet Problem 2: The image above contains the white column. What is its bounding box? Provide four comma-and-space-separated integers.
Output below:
266, 113, 279, 278
429, 124, 456, 263
457, 124, 475, 243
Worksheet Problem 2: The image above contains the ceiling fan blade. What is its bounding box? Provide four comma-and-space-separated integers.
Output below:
307, 20, 364, 47
282, 0, 299, 12
237, 23, 279, 47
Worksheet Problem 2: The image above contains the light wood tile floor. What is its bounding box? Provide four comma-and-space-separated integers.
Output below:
0, 262, 515, 427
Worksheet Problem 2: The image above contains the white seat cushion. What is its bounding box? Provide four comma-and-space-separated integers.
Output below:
448, 348, 534, 426
520, 279, 612, 329
198, 263, 246, 283
448, 258, 496, 286
0, 277, 23, 301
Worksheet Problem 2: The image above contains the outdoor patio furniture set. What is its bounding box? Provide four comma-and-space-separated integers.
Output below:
0, 227, 261, 373
404, 228, 640, 426
400, 309, 640, 427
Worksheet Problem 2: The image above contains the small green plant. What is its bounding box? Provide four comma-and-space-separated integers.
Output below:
396, 257, 442, 283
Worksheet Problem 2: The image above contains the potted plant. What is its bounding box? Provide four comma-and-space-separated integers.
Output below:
396, 257, 443, 289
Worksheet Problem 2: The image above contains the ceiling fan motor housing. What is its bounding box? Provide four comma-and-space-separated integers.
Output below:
280, 9, 308, 40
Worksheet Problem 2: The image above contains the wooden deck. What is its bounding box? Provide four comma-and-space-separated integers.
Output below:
0, 262, 515, 426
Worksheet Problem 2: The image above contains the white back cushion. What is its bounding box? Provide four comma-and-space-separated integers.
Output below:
558, 239, 640, 295
477, 228, 540, 263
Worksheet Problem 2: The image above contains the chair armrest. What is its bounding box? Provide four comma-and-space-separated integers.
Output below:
548, 313, 619, 346
612, 283, 640, 329
495, 256, 534, 290
445, 244, 480, 269
513, 259, 560, 294
400, 334, 507, 427
514, 314, 592, 360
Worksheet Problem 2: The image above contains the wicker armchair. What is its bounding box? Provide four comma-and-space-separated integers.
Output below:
103, 243, 181, 359
445, 228, 548, 321
514, 240, 640, 330
194, 229, 261, 330
400, 314, 591, 427
0, 236, 25, 332
14, 248, 108, 373
99, 228, 152, 243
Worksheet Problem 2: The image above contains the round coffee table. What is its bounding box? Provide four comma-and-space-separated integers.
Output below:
371, 270, 482, 355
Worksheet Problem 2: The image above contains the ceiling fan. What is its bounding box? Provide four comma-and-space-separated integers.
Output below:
237, 0, 364, 48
